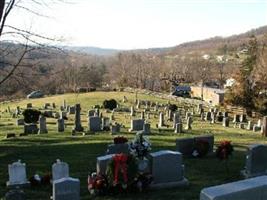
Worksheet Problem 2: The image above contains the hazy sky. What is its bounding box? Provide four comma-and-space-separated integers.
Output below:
6, 0, 267, 49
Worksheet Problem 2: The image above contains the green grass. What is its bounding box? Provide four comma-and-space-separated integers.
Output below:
0, 91, 266, 199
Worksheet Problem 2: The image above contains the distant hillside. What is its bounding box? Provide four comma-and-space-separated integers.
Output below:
63, 46, 121, 56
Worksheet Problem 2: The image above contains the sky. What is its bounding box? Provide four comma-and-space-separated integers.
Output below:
5, 0, 267, 49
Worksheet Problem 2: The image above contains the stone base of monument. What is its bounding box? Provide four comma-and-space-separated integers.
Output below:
240, 169, 267, 179
6, 181, 30, 189
149, 178, 189, 190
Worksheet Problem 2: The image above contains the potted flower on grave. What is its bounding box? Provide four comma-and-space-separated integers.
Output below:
106, 154, 138, 193
129, 132, 151, 159
88, 172, 108, 196
216, 140, 234, 173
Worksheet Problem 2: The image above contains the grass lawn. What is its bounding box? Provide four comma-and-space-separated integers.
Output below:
0, 91, 266, 199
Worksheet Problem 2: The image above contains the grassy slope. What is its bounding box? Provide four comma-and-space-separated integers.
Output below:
0, 91, 266, 200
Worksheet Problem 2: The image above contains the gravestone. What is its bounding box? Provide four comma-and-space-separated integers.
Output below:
211, 112, 216, 124
149, 150, 188, 189
239, 123, 246, 129
253, 124, 261, 132
185, 116, 193, 130
129, 119, 145, 132
96, 154, 114, 175
106, 143, 129, 155
158, 112, 164, 127
174, 123, 183, 134
111, 123, 120, 134
6, 160, 30, 188
5, 189, 26, 200
44, 103, 50, 109
60, 111, 67, 119
89, 116, 101, 132
24, 124, 38, 134
240, 114, 247, 123
26, 103, 32, 108
73, 104, 83, 132
53, 177, 80, 200
241, 144, 267, 178
140, 111, 145, 120
87, 110, 95, 117
57, 118, 64, 132
197, 104, 203, 114
16, 119, 24, 126
233, 114, 240, 123
200, 112, 205, 121
222, 117, 229, 127
68, 106, 75, 115
143, 123, 151, 135
38, 115, 48, 134
200, 175, 267, 200
173, 113, 180, 128
195, 135, 214, 154
102, 117, 110, 130
130, 106, 135, 116
205, 112, 211, 121
44, 110, 53, 118
94, 108, 100, 117
52, 103, 56, 109
176, 138, 195, 156
52, 159, 69, 182
63, 100, 66, 110
247, 121, 253, 130
168, 110, 173, 121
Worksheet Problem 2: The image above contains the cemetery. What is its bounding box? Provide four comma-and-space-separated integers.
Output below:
0, 91, 267, 199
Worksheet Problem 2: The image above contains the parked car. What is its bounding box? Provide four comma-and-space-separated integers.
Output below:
27, 91, 44, 99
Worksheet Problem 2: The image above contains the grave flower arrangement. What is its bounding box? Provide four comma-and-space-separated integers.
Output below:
29, 172, 51, 186
113, 136, 128, 144
216, 140, 234, 160
106, 154, 138, 193
88, 172, 108, 196
129, 132, 151, 159
192, 139, 210, 158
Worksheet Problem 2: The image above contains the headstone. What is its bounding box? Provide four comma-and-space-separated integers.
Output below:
211, 112, 216, 124
175, 123, 183, 134
223, 111, 228, 118
52, 103, 56, 109
53, 177, 80, 200
176, 138, 195, 156
130, 106, 135, 116
89, 116, 101, 132
102, 117, 110, 130
106, 143, 129, 155
16, 119, 24, 126
94, 108, 100, 117
197, 104, 203, 114
149, 150, 188, 189
38, 115, 48, 134
247, 121, 253, 130
24, 124, 38, 134
96, 154, 114, 175
73, 104, 83, 132
240, 114, 247, 123
200, 175, 267, 200
57, 118, 65, 132
241, 144, 267, 178
129, 119, 145, 132
233, 114, 240, 123
87, 110, 95, 117
195, 135, 214, 154
168, 110, 173, 121
26, 103, 32, 108
111, 123, 120, 134
5, 189, 26, 200
143, 123, 151, 135
173, 113, 180, 128
68, 106, 75, 115
222, 117, 229, 127
239, 123, 246, 129
158, 112, 164, 128
205, 112, 211, 121
52, 159, 69, 182
253, 124, 261, 132
185, 116, 193, 130
63, 100, 66, 109
44, 103, 50, 109
6, 160, 30, 188
200, 112, 205, 121
60, 111, 67, 119
140, 111, 145, 120
44, 110, 53, 118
